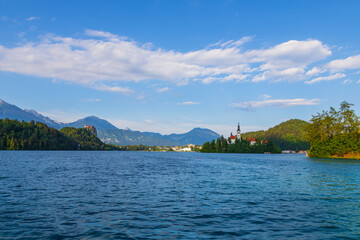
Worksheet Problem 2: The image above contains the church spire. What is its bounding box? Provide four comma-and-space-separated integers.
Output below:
237, 122, 241, 142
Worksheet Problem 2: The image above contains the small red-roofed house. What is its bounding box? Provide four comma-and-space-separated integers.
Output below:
248, 137, 256, 146
229, 133, 236, 144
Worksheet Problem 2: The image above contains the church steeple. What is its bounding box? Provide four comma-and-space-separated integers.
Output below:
237, 122, 241, 141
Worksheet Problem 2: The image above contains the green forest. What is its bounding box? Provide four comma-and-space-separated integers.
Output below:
242, 119, 310, 151
200, 136, 281, 153
306, 101, 360, 159
0, 119, 123, 150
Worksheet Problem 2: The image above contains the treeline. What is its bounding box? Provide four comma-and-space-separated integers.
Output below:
201, 136, 281, 153
60, 127, 106, 150
125, 145, 174, 151
306, 101, 360, 158
242, 119, 310, 151
0, 119, 124, 150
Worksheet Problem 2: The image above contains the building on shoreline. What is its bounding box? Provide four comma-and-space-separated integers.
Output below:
229, 123, 241, 144
84, 125, 97, 136
247, 137, 256, 146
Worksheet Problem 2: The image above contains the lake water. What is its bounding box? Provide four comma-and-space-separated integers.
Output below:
1, 151, 360, 239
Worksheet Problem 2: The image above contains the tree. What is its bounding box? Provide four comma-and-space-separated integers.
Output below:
305, 101, 360, 158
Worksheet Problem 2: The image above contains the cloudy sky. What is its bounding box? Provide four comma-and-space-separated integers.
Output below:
1, 0, 360, 136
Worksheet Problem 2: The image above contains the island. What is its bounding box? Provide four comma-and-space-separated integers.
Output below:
200, 123, 281, 153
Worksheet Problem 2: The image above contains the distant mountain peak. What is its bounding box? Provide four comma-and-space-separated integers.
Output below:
66, 115, 118, 130
24, 109, 41, 116
0, 99, 11, 106
0, 99, 62, 128
86, 115, 101, 119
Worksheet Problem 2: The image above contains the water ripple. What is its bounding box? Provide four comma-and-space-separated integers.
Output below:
1, 151, 360, 239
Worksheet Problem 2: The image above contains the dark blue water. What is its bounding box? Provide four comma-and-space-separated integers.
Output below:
1, 152, 360, 239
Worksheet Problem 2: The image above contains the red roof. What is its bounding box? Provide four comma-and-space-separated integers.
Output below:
247, 138, 256, 141
230, 135, 236, 140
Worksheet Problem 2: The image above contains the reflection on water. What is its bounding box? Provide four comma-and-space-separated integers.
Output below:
1, 151, 360, 239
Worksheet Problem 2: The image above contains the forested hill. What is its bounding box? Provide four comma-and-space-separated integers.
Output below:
0, 119, 121, 150
242, 119, 310, 151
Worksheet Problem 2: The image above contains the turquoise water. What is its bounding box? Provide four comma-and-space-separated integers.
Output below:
1, 151, 360, 239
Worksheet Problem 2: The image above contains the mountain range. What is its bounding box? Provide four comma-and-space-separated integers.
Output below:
0, 99, 220, 146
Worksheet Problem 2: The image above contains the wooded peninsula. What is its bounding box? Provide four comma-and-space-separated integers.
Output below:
305, 101, 360, 159
0, 119, 123, 150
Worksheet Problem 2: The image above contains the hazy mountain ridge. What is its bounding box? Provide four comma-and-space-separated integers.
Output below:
0, 100, 62, 128
166, 128, 220, 145
0, 99, 220, 146
66, 116, 118, 130
98, 129, 180, 146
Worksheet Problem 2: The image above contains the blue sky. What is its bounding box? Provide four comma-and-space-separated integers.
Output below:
1, 0, 360, 135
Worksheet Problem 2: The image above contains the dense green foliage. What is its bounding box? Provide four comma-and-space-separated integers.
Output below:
200, 136, 281, 153
60, 127, 106, 150
0, 119, 78, 150
125, 145, 173, 151
305, 102, 360, 158
0, 119, 124, 150
242, 119, 310, 151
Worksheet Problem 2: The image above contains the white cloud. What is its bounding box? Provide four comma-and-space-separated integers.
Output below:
248, 40, 331, 82
222, 73, 248, 82
207, 36, 253, 49
157, 87, 171, 93
85, 29, 123, 40
343, 79, 352, 84
178, 101, 200, 105
1, 16, 8, 21
304, 73, 346, 84
231, 98, 320, 111
306, 66, 324, 76
25, 16, 40, 21
326, 54, 360, 70
201, 77, 221, 84
0, 31, 336, 92
92, 84, 134, 94
261, 94, 271, 100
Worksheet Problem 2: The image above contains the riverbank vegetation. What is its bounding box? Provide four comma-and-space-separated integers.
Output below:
305, 101, 360, 159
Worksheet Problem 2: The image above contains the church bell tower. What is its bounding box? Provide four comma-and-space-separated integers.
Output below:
237, 122, 241, 142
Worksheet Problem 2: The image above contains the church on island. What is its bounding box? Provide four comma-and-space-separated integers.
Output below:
229, 123, 242, 144
229, 123, 258, 146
